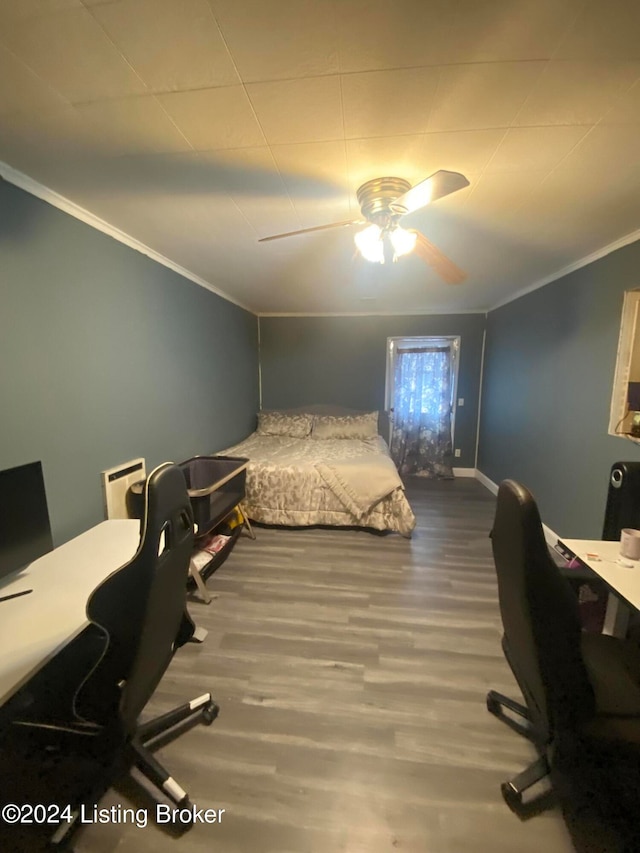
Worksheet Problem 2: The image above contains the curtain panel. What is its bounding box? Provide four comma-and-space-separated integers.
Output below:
390, 345, 454, 478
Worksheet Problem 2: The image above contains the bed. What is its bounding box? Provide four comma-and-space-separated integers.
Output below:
221, 407, 416, 537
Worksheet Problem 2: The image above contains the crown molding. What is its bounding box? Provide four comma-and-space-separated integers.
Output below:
258, 309, 488, 317
489, 227, 640, 312
261, 225, 640, 318
0, 160, 253, 314
4, 158, 638, 320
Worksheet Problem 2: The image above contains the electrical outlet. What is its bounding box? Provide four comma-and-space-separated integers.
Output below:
458, 398, 464, 406
454, 449, 461, 457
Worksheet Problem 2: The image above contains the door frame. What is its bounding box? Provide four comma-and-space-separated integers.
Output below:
384, 336, 461, 445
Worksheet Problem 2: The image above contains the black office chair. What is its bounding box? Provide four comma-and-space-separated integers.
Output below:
11, 462, 219, 842
487, 479, 640, 812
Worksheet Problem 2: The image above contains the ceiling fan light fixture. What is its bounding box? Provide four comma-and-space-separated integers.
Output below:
391, 179, 433, 214
389, 226, 417, 259
354, 224, 384, 264
260, 169, 468, 283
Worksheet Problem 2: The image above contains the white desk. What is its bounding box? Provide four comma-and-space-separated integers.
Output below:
0, 520, 140, 705
559, 538, 640, 636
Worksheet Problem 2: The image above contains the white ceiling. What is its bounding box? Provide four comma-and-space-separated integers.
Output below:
0, 0, 639, 315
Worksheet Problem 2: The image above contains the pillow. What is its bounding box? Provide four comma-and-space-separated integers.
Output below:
257, 411, 313, 438
311, 412, 378, 440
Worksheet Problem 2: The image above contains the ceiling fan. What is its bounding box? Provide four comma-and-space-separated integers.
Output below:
259, 170, 470, 285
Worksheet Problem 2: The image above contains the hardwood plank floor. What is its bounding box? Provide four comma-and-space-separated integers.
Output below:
34, 480, 639, 850
63, 478, 565, 851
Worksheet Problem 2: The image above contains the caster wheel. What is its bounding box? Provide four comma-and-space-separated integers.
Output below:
202, 702, 219, 725
176, 801, 194, 827
501, 782, 522, 811
486, 694, 500, 715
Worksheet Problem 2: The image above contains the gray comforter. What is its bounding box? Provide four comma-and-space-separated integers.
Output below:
221, 433, 416, 536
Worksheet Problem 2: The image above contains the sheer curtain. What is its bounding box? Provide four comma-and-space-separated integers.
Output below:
389, 345, 454, 478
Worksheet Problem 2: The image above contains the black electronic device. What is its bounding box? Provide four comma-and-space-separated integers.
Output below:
0, 461, 53, 581
602, 461, 640, 541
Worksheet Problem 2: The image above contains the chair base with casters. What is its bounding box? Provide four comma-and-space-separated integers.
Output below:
486, 689, 551, 811
11, 689, 220, 849
129, 692, 219, 812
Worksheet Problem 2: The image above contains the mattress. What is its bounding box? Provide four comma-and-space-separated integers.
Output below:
221, 433, 416, 537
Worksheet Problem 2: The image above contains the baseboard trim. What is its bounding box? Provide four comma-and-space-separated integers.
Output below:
453, 467, 476, 477
474, 469, 559, 548
474, 469, 498, 494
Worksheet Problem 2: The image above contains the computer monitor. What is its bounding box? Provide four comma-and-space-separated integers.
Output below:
0, 461, 53, 581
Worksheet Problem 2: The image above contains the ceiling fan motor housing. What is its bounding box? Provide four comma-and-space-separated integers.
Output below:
356, 176, 412, 228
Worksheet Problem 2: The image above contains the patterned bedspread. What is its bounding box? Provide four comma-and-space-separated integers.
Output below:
221, 433, 416, 537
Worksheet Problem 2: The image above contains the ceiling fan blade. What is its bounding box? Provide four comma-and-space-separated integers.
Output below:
411, 230, 467, 285
258, 219, 364, 242
390, 170, 470, 215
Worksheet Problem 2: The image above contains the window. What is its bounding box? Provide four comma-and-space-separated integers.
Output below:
385, 336, 460, 439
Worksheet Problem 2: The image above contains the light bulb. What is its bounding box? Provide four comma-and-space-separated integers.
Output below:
354, 224, 384, 264
389, 226, 417, 259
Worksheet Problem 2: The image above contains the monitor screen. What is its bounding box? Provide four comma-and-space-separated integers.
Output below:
0, 461, 53, 581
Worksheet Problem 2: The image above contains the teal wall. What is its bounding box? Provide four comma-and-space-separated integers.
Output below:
478, 240, 640, 538
0, 179, 259, 545
259, 314, 486, 468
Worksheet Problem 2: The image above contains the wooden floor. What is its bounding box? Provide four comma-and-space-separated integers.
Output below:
63, 478, 555, 852
63, 480, 635, 850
